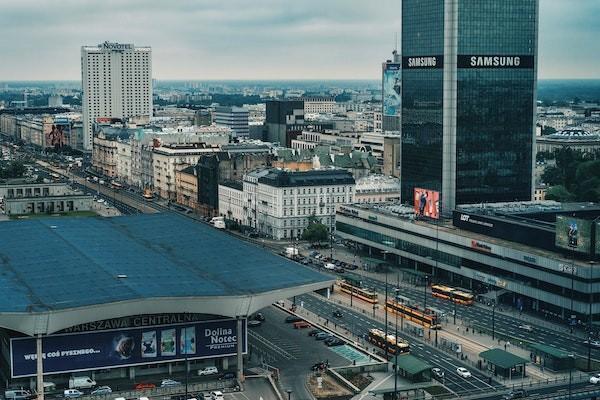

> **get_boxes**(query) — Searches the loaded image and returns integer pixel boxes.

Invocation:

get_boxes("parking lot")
[248,306,357,400]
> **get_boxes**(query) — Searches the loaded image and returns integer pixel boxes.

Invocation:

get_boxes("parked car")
[91,386,112,395]
[134,383,156,390]
[4,389,34,400]
[248,320,262,327]
[502,389,528,399]
[293,321,311,329]
[590,373,600,384]
[202,393,212,400]
[456,367,471,378]
[517,324,533,332]
[42,382,57,393]
[333,310,343,318]
[315,332,332,340]
[308,329,322,336]
[64,389,84,399]
[161,379,182,387]
[431,368,444,379]
[210,391,224,400]
[325,337,344,347]
[198,366,219,376]
[285,315,303,323]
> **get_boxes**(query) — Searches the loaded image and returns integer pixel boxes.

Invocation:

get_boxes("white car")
[198,366,219,376]
[64,389,83,399]
[456,367,472,378]
[584,339,600,348]
[518,324,533,332]
[160,379,181,387]
[210,391,224,400]
[590,373,600,384]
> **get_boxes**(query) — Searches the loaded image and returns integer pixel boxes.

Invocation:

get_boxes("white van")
[324,263,336,270]
[198,366,218,376]
[68,376,96,389]
[210,391,224,400]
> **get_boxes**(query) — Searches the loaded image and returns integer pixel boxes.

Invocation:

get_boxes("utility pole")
[394,300,399,400]
[385,272,389,356]
[424,275,428,311]
[330,191,334,261]
[492,304,495,341]
[588,261,595,371]
[184,315,189,400]
[452,292,457,325]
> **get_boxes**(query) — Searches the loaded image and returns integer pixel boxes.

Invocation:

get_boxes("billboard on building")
[555,215,593,254]
[44,118,70,149]
[10,318,247,378]
[414,188,440,219]
[383,63,401,117]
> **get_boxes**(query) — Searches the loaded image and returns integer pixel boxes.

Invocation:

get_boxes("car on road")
[333,310,343,318]
[518,324,533,332]
[134,383,156,390]
[248,320,262,327]
[584,339,600,348]
[219,372,235,380]
[285,315,303,323]
[210,391,224,400]
[312,361,329,371]
[431,368,444,379]
[64,389,83,399]
[590,373,600,384]
[315,332,332,340]
[502,389,528,399]
[202,393,212,400]
[456,367,471,378]
[91,386,112,395]
[198,366,219,376]
[161,379,182,387]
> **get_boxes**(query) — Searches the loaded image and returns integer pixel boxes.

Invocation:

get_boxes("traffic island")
[307,373,354,399]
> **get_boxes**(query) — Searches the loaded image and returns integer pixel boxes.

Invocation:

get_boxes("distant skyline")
[0,0,598,81]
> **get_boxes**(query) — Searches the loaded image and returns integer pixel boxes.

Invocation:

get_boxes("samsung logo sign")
[402,56,443,69]
[458,55,534,69]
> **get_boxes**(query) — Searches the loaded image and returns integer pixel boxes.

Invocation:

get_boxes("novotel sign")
[402,56,443,69]
[100,41,133,51]
[458,55,534,69]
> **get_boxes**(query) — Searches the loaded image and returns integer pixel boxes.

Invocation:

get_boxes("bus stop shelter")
[530,343,573,371]
[393,354,432,383]
[479,348,528,379]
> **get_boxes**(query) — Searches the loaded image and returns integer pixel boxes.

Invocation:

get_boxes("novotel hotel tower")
[400,0,538,212]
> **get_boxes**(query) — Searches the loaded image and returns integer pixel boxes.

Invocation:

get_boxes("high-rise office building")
[382,50,402,132]
[265,100,304,146]
[214,106,249,138]
[401,0,538,212]
[81,41,152,150]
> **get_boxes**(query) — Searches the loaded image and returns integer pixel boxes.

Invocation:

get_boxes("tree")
[302,216,329,243]
[541,126,557,136]
[545,185,575,202]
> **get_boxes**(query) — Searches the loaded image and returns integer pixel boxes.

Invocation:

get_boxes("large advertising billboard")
[10,318,247,378]
[383,63,401,117]
[44,118,70,149]
[555,215,593,254]
[414,188,440,219]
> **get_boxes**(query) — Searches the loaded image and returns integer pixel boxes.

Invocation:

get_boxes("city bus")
[336,276,378,304]
[367,328,410,357]
[385,298,442,329]
[431,284,475,305]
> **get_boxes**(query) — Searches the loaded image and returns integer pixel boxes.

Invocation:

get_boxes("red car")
[134,383,156,390]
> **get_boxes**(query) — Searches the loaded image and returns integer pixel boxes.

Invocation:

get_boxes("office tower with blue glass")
[400,0,538,212]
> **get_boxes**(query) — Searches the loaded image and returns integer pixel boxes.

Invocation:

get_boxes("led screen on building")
[413,188,440,219]
[11,318,247,378]
[555,215,593,254]
[383,63,401,117]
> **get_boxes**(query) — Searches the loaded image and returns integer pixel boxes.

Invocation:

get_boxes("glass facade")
[401,0,445,202]
[455,0,536,204]
[400,0,537,207]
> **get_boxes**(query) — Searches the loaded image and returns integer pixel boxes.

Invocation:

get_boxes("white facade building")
[81,41,152,150]
[354,175,401,203]
[303,97,336,114]
[218,182,245,224]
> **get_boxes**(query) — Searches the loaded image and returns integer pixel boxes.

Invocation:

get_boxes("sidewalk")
[307,242,589,340]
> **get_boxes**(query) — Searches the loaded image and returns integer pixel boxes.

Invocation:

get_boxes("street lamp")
[568,354,575,400]
[588,261,595,372]
[286,389,292,400]
[492,303,496,341]
[424,275,428,311]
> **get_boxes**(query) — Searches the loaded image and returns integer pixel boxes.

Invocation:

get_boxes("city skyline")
[0,0,598,81]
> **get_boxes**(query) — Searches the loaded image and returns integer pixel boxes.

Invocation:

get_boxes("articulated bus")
[431,284,474,305]
[336,276,378,304]
[385,298,442,329]
[367,328,410,357]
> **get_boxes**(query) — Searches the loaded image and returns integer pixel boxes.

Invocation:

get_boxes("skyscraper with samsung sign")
[400,0,538,212]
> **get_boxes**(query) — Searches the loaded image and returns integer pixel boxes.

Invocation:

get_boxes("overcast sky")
[0,0,598,81]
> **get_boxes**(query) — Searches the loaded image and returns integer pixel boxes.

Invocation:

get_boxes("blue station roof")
[0,213,330,314]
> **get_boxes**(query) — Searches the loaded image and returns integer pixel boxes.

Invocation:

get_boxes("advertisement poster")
[11,318,246,377]
[413,188,440,219]
[383,63,401,117]
[44,120,69,149]
[555,215,592,254]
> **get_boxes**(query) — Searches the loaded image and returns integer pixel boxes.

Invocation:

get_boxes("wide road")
[297,293,503,397]
[336,270,600,362]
